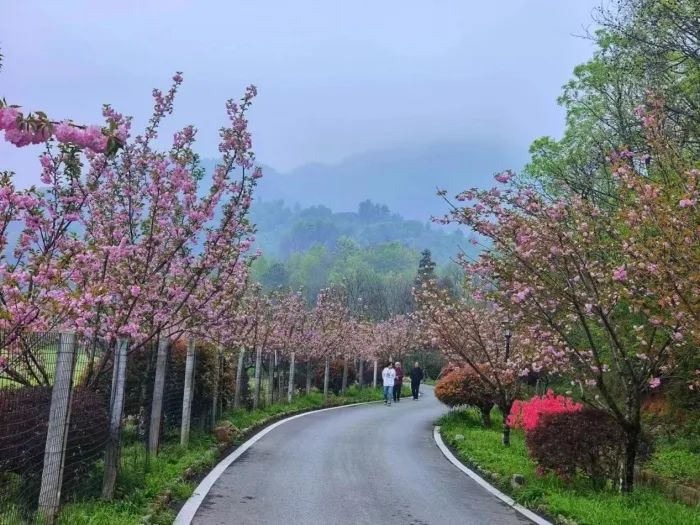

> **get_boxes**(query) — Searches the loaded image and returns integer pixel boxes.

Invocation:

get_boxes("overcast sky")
[2,0,601,187]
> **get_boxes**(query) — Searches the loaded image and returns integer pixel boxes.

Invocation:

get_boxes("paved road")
[192,387,532,525]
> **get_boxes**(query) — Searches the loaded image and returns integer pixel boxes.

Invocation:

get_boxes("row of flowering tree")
[419,102,699,493]
[0,64,261,389]
[0,52,268,519]
[0,54,424,522]
[232,286,421,406]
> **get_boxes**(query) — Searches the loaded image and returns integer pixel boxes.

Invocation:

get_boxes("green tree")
[415,249,436,288]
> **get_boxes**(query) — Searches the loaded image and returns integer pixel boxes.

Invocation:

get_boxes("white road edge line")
[433,426,553,525]
[174,400,381,525]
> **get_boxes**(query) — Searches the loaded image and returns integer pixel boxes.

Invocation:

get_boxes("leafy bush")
[0,386,108,505]
[507,389,582,433]
[526,407,624,488]
[434,367,495,425]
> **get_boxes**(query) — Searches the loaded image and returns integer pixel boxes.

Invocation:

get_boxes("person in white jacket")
[381,362,396,405]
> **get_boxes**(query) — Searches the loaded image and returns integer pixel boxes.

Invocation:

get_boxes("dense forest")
[248,199,467,306]
[250,198,469,262]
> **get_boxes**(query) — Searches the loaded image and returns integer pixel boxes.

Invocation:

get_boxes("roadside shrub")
[526,407,624,488]
[434,367,495,426]
[0,386,108,505]
[507,389,581,433]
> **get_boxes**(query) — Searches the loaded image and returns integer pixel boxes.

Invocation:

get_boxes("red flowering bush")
[507,389,582,433]
[526,408,625,488]
[434,367,495,426]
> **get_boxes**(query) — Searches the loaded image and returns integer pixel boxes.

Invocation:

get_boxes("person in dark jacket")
[410,362,424,400]
[393,361,404,402]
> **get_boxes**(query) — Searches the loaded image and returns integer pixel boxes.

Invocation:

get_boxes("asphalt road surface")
[192,387,533,525]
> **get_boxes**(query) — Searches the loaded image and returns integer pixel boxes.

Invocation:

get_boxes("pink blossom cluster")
[0,70,264,387]
[0,105,112,152]
[53,122,108,152]
[0,107,49,146]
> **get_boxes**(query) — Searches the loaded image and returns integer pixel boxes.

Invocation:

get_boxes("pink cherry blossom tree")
[439,163,693,490]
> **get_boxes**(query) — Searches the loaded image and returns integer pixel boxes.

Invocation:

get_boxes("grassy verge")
[648,448,700,488]
[57,386,384,525]
[438,408,700,525]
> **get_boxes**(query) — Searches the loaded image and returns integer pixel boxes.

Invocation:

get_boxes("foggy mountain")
[205,139,526,222]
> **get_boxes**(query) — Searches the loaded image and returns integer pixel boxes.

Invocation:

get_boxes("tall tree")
[414,249,436,288]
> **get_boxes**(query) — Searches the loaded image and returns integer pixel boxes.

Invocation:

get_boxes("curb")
[174,399,381,524]
[433,426,553,525]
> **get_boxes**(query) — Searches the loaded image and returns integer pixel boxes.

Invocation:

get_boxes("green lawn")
[55,386,385,525]
[438,408,700,525]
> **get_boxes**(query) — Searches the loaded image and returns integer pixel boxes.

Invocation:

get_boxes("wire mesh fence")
[0,332,235,524]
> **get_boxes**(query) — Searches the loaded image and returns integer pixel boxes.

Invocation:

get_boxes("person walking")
[393,361,404,402]
[381,362,396,405]
[410,362,423,400]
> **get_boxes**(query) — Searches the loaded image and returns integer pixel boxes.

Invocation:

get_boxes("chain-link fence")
[0,333,234,524]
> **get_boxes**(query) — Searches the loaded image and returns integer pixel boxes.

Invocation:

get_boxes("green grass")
[438,408,700,525]
[648,448,700,487]
[56,386,385,524]
[1,344,92,389]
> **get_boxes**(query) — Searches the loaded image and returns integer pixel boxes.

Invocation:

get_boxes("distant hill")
[250,199,473,264]
[204,139,526,222]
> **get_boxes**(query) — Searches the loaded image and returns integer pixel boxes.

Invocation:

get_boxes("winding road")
[190,387,533,525]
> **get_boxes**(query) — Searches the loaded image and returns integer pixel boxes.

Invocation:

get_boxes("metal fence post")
[37,332,77,524]
[372,359,378,388]
[102,337,129,499]
[180,338,196,447]
[148,338,169,456]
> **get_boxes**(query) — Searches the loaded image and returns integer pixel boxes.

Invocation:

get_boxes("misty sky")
[2,0,601,187]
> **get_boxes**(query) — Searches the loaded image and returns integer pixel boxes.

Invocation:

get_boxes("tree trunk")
[358,359,364,390]
[306,360,312,395]
[372,359,378,388]
[278,354,285,400]
[267,353,274,406]
[500,401,513,446]
[148,338,169,456]
[620,428,639,493]
[180,338,196,447]
[479,403,493,427]
[211,348,221,428]
[341,356,348,394]
[287,352,295,403]
[323,356,330,401]
[234,347,245,409]
[137,343,155,440]
[102,338,128,499]
[253,346,262,409]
